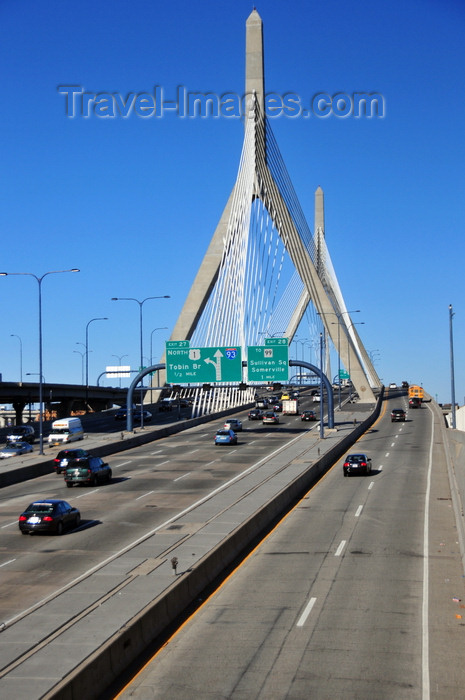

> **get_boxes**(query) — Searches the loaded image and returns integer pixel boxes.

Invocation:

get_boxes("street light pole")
[85,317,108,412]
[112,296,170,426]
[1,268,79,454]
[449,304,456,429]
[112,354,129,388]
[317,309,360,407]
[347,321,365,401]
[10,334,23,384]
[150,327,168,403]
[73,350,85,385]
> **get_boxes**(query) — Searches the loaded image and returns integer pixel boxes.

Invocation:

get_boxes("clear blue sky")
[1,0,464,404]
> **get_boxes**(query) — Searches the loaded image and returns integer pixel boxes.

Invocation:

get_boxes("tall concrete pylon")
[160,10,378,402]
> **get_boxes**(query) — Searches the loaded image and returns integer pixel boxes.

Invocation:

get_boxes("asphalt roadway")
[112,394,465,700]
[0,392,464,699]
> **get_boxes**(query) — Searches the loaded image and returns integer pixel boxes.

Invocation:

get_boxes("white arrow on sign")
[204,349,223,381]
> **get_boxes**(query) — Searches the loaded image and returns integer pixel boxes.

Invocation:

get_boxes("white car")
[389,383,397,389]
[224,419,243,432]
[0,441,34,459]
[312,394,321,402]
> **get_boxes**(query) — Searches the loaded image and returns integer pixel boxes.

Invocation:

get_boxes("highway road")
[113,394,465,700]
[0,395,321,625]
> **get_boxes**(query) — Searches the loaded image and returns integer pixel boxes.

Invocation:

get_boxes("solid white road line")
[0,559,16,568]
[296,597,317,627]
[136,491,154,501]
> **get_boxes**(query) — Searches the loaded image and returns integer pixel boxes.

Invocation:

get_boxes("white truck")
[47,417,84,446]
[282,399,299,415]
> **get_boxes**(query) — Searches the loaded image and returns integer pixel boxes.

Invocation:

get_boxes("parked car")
[224,419,243,432]
[301,410,317,421]
[53,448,90,474]
[262,411,279,424]
[18,499,80,535]
[343,453,372,477]
[214,429,238,445]
[248,408,263,420]
[5,425,35,445]
[0,442,33,459]
[64,456,112,487]
[391,408,406,422]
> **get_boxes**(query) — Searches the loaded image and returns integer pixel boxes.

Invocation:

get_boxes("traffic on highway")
[1,387,463,699]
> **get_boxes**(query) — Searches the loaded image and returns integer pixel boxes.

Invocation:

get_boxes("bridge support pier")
[12,401,27,426]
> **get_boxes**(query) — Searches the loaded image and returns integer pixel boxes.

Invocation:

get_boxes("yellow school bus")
[408,385,424,400]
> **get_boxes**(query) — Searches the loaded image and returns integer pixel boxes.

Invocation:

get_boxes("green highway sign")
[339,369,350,379]
[166,345,242,383]
[247,342,289,382]
[166,340,189,348]
[264,337,289,346]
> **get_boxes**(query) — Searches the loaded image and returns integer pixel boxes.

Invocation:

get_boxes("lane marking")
[188,449,199,454]
[74,489,100,499]
[355,505,363,517]
[174,473,191,482]
[296,597,317,627]
[0,559,16,568]
[1,522,18,529]
[391,443,395,447]
[385,452,390,457]
[5,426,310,628]
[136,491,154,501]
[156,461,170,467]
[114,461,132,468]
[422,406,434,699]
[335,540,346,557]
[150,450,163,455]
[368,481,374,490]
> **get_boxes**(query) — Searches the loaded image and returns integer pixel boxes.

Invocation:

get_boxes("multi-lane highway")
[0,395,321,624]
[112,393,465,700]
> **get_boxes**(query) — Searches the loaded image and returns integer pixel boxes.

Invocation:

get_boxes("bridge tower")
[158,10,380,402]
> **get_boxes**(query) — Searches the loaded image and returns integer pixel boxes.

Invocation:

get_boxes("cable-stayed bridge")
[157,10,380,408]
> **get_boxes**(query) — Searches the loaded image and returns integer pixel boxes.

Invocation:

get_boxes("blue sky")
[1,0,464,404]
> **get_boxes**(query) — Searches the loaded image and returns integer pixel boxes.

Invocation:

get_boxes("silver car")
[0,442,34,459]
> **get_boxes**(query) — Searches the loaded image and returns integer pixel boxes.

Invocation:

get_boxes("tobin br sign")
[166,343,242,383]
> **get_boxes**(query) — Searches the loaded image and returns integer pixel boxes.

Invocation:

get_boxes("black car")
[64,456,112,487]
[343,453,372,477]
[301,410,317,421]
[53,448,90,474]
[391,409,406,422]
[248,408,263,420]
[18,499,80,535]
[6,425,35,445]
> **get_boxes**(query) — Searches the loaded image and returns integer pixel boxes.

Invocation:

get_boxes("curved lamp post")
[1,268,79,454]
